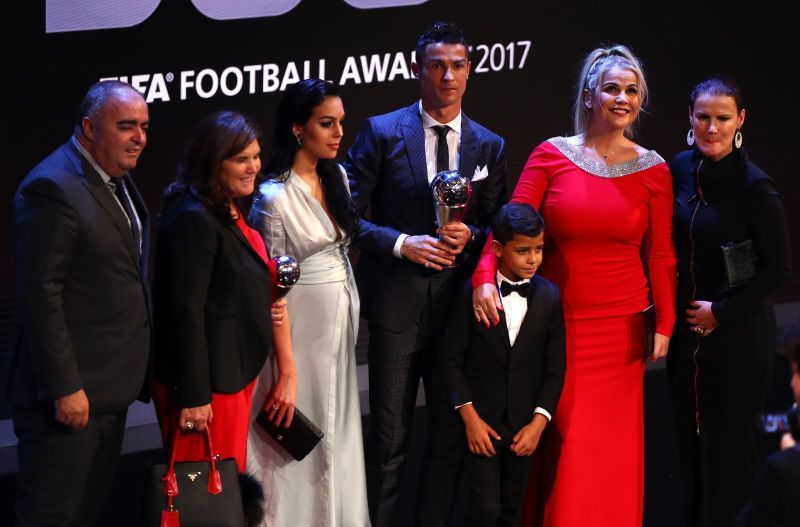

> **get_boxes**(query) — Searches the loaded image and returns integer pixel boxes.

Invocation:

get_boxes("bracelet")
[399,238,407,259]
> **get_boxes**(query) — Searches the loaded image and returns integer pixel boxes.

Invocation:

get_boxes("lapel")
[71,143,142,271]
[399,104,436,210]
[225,221,271,273]
[459,113,480,188]
[510,277,542,356]
[494,307,512,363]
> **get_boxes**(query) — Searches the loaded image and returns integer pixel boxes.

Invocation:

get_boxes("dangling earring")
[295,133,302,150]
[686,129,695,146]
[585,98,592,109]
[734,128,743,149]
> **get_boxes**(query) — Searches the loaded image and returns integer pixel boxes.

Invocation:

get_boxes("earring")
[585,98,592,109]
[686,129,695,146]
[734,129,743,149]
[295,133,302,150]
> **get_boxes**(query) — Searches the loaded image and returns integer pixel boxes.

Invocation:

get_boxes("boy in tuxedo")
[441,202,566,526]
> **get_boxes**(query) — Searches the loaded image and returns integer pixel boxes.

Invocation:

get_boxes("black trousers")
[365,271,465,527]
[464,439,532,527]
[12,405,128,527]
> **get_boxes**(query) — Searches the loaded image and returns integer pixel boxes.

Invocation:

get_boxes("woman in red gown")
[471,45,676,526]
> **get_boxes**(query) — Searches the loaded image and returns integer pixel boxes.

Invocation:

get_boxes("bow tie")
[500,280,531,298]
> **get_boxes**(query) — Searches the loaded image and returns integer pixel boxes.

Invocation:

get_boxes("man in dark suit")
[10,80,151,526]
[345,21,507,526]
[441,203,565,526]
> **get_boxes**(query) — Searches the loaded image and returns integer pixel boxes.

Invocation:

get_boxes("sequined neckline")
[548,136,665,178]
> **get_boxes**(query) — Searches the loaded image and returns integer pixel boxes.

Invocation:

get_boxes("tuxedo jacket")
[10,139,152,413]
[441,276,566,433]
[737,445,800,526]
[344,102,507,332]
[153,194,273,409]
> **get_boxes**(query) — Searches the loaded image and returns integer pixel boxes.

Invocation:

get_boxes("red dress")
[472,138,676,526]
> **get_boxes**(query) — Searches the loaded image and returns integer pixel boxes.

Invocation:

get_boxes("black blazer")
[10,139,152,413]
[153,194,272,409]
[344,102,507,332]
[441,276,566,433]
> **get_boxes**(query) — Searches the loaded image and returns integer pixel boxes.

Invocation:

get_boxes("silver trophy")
[273,255,301,298]
[431,170,471,230]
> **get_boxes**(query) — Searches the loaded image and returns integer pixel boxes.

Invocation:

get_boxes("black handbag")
[256,405,323,461]
[143,427,246,527]
[720,239,758,291]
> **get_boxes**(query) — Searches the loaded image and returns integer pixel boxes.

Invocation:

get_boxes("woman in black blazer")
[669,77,791,526]
[153,111,296,470]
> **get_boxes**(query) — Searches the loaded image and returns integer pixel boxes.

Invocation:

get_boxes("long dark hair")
[265,79,358,235]
[164,111,263,222]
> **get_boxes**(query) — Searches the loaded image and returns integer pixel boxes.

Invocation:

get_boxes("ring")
[272,403,280,410]
[424,261,430,269]
[474,306,482,311]
[693,327,703,334]
[184,420,194,430]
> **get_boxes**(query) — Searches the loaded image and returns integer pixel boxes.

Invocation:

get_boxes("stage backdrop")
[2,1,798,418]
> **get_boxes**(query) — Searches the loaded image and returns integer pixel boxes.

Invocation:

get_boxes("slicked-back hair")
[415,21,470,65]
[492,202,545,244]
[690,76,744,112]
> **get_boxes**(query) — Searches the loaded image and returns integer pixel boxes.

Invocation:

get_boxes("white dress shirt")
[454,271,551,422]
[392,101,462,258]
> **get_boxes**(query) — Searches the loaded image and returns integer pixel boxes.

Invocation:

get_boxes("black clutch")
[256,406,323,461]
[720,239,758,291]
[641,305,655,360]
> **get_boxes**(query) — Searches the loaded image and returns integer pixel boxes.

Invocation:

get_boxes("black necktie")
[433,125,450,173]
[110,179,141,251]
[500,280,532,298]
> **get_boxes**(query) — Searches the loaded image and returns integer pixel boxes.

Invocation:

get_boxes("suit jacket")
[736,445,800,526]
[441,276,566,434]
[344,102,507,331]
[10,139,151,413]
[153,194,273,409]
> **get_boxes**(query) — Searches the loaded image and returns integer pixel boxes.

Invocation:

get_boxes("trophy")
[431,169,471,232]
[272,254,301,298]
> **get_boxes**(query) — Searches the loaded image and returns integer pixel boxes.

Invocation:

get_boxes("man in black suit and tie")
[10,80,151,526]
[441,203,565,526]
[345,21,507,526]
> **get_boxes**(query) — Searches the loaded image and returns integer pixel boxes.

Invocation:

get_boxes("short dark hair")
[74,80,141,135]
[690,76,744,112]
[415,21,469,64]
[492,203,545,244]
[164,111,263,222]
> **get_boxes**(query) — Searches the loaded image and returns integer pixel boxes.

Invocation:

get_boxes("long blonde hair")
[573,44,648,137]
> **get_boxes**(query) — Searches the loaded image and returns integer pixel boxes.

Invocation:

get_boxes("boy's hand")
[459,404,500,457]
[511,413,548,457]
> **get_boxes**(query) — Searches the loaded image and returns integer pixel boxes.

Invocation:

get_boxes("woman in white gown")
[247,78,370,527]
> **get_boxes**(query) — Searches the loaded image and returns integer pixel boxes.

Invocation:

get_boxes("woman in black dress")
[668,77,791,526]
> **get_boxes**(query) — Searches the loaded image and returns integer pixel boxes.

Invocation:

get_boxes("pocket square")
[471,165,488,182]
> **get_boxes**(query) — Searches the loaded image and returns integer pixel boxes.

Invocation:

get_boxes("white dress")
[247,167,370,527]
